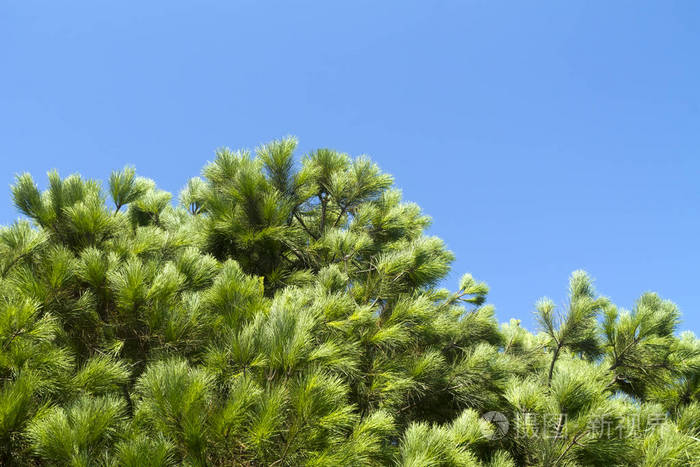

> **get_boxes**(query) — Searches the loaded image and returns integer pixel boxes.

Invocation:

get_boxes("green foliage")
[536,271,609,384]
[133,358,213,463]
[0,138,697,465]
[72,355,130,396]
[108,166,152,213]
[27,394,126,465]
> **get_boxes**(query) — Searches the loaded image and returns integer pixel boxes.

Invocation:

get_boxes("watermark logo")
[479,412,670,441]
[482,411,509,440]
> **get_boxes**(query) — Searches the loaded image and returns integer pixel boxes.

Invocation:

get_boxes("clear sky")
[1,1,698,333]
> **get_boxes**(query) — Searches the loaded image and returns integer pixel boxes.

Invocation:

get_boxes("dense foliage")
[1,138,698,466]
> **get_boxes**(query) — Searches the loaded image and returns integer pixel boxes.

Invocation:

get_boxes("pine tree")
[0,137,697,465]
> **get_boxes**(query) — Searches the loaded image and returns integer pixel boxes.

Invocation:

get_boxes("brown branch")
[319,194,328,233]
[1,251,33,279]
[293,212,318,240]
[332,205,348,229]
[554,430,588,465]
[548,341,564,386]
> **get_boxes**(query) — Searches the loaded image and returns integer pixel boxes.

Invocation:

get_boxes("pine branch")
[332,205,348,229]
[293,211,318,240]
[319,193,328,233]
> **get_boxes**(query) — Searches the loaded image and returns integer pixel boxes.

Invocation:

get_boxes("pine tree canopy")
[1,137,698,466]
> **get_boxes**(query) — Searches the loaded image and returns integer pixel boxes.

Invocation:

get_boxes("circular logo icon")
[482,411,509,440]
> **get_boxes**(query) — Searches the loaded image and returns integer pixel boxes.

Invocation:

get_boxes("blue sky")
[1,1,698,333]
